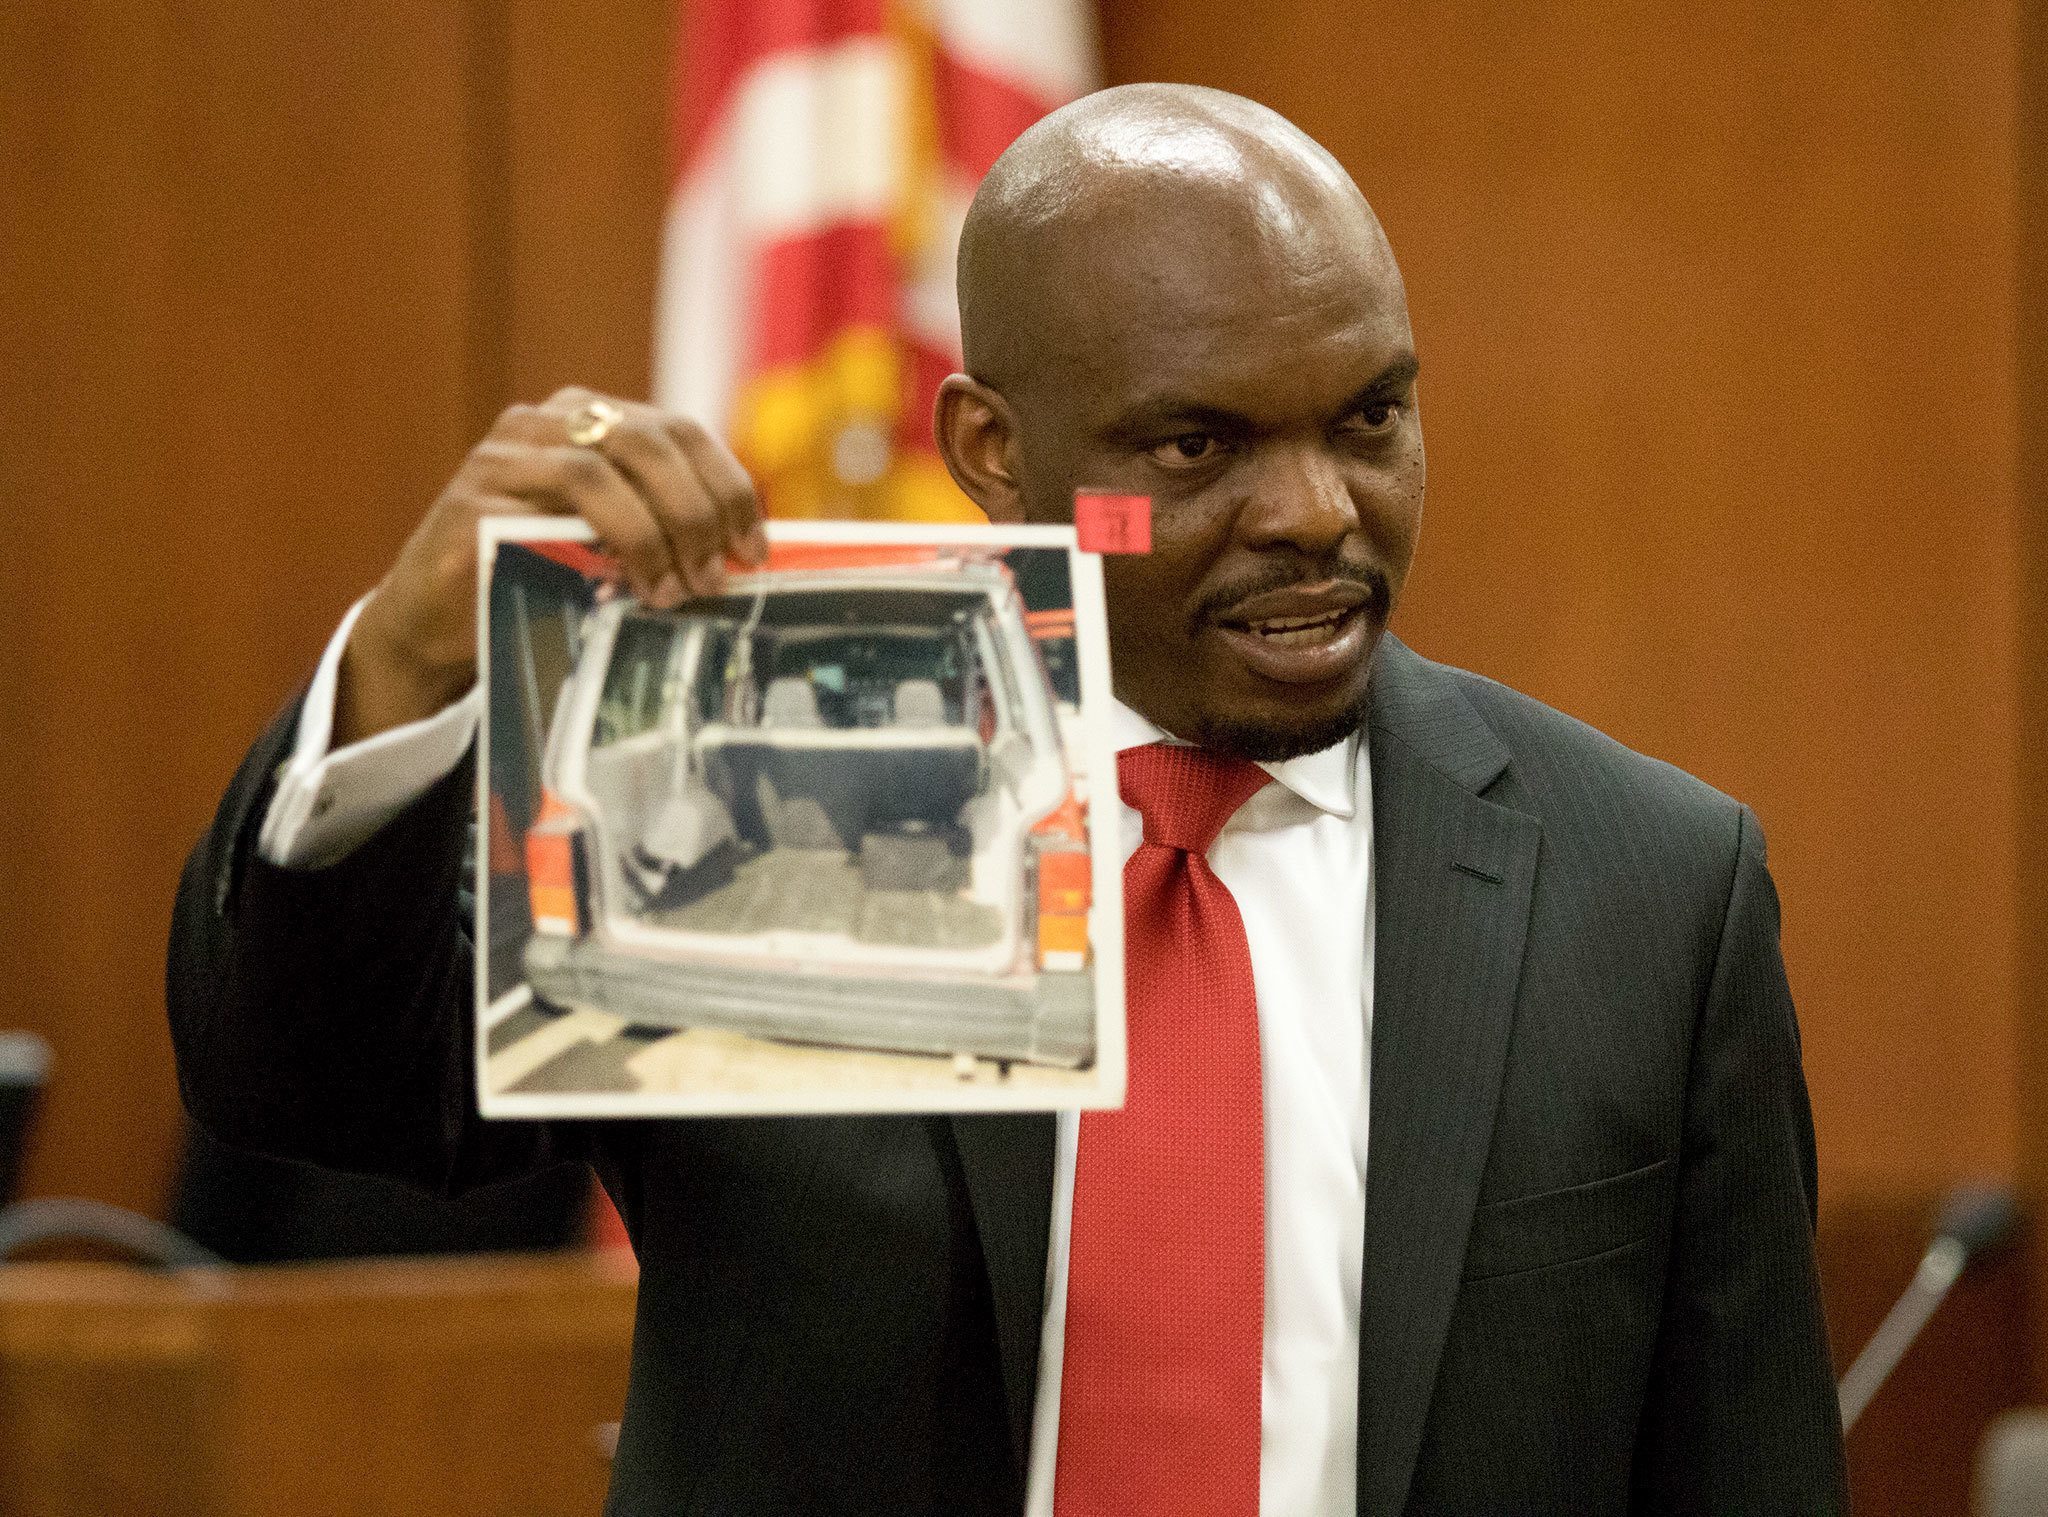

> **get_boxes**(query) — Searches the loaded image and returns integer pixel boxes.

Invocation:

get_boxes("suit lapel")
[948,1111,1056,1473]
[1358,638,1540,1515]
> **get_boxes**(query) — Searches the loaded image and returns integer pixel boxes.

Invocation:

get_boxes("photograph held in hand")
[475,519,1125,1117]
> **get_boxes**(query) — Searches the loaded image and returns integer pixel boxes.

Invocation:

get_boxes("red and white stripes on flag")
[653,0,1096,521]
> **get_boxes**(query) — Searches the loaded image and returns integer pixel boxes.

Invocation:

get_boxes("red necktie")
[1053,743,1271,1516]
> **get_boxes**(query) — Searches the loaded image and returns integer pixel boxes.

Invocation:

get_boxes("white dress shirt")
[263,608,1376,1515]
[258,596,484,869]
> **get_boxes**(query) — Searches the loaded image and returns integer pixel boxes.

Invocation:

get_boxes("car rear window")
[593,616,679,746]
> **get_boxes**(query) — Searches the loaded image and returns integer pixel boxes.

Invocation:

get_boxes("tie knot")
[1117,743,1271,855]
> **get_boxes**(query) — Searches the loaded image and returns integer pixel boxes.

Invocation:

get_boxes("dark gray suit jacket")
[168,635,1847,1514]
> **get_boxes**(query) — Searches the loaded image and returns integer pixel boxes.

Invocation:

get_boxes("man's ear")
[935,375,1024,525]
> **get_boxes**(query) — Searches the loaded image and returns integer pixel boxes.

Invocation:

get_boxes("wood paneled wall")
[2,2,485,1213]
[2016,0,2048,1397]
[3,0,2041,1398]
[0,1255,635,1517]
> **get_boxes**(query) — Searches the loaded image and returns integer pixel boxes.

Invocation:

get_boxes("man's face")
[1000,190,1424,759]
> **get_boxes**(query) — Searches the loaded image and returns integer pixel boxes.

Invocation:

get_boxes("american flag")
[653,0,1097,521]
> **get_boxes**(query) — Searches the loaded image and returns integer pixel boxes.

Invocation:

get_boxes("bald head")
[958,84,1396,397]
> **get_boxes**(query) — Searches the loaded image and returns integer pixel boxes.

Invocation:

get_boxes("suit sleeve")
[1631,805,1848,1512]
[167,694,596,1196]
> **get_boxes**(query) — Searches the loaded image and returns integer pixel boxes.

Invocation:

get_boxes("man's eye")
[1148,433,1221,466]
[1350,401,1400,432]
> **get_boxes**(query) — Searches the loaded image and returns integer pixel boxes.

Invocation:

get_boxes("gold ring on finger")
[564,398,625,448]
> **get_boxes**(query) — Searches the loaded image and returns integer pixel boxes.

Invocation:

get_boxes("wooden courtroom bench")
[0,1253,636,1517]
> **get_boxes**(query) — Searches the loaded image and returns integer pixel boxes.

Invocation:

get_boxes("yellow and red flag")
[652,0,1096,521]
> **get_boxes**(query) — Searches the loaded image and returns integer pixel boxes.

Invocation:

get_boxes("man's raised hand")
[335,387,766,746]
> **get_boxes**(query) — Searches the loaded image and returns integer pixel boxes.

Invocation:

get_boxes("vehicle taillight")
[526,791,591,937]
[1031,796,1090,971]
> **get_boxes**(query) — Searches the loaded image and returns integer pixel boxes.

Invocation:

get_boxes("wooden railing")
[0,1254,637,1517]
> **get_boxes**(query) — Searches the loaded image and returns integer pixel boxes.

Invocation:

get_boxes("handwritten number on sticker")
[1073,493,1152,554]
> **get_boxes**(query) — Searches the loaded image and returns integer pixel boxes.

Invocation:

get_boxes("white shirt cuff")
[257,595,481,869]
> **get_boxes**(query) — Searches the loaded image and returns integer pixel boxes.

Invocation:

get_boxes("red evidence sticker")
[1073,492,1152,553]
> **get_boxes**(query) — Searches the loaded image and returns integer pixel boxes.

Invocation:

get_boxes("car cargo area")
[574,586,1048,970]
[641,841,1004,949]
[515,560,1097,1072]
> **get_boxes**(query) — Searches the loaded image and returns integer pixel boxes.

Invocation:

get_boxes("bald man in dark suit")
[170,84,1845,1514]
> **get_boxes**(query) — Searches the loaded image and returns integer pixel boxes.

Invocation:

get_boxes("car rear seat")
[695,676,985,852]
[893,678,946,726]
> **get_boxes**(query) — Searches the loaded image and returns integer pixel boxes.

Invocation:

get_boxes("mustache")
[1191,558,1391,627]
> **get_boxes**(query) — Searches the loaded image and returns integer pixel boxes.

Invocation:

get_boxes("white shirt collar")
[1107,699,1359,822]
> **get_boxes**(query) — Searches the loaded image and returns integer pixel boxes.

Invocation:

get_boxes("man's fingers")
[467,440,682,604]
[493,392,623,449]
[495,392,765,587]
[592,419,731,598]
[666,416,768,566]
[485,399,550,442]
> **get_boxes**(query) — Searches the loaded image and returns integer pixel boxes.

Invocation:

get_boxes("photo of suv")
[516,541,1100,1074]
